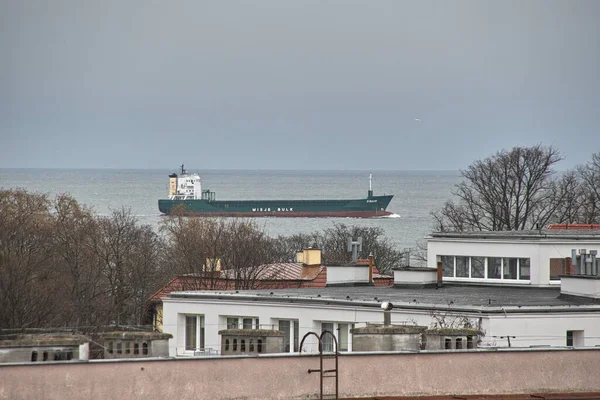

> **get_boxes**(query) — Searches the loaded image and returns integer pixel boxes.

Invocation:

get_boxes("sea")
[0,169,461,252]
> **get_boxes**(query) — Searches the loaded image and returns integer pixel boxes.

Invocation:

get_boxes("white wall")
[427,237,600,287]
[163,297,600,357]
[326,265,369,285]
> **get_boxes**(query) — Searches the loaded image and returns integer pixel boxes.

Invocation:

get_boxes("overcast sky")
[1,0,599,170]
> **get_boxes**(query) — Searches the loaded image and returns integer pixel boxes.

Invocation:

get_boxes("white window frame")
[182,314,205,354]
[438,255,531,284]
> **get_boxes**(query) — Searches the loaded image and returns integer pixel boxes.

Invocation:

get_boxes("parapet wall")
[1,349,599,399]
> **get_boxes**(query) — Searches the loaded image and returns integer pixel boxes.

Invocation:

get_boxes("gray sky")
[1,0,599,170]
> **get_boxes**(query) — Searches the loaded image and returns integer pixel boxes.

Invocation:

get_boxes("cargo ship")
[158,165,393,217]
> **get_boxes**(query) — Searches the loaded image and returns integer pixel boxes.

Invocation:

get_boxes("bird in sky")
[414,118,422,123]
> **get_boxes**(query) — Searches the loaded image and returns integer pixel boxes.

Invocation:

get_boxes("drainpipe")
[368,253,374,284]
[436,255,443,288]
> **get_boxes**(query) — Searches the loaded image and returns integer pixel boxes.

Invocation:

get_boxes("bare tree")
[52,194,110,327]
[94,208,145,326]
[160,212,228,291]
[433,145,566,232]
[578,151,600,223]
[0,190,58,329]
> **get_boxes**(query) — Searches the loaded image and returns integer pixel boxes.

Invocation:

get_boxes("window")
[31,351,38,362]
[503,258,518,279]
[471,257,485,278]
[107,341,114,354]
[116,342,122,355]
[279,320,291,352]
[241,340,246,352]
[487,257,502,279]
[444,338,452,350]
[233,339,237,351]
[519,258,531,280]
[142,342,148,355]
[338,324,349,352]
[185,315,197,350]
[249,339,254,352]
[243,318,253,330]
[134,343,139,355]
[227,317,239,329]
[322,323,334,352]
[550,258,565,281]
[185,315,205,351]
[225,339,230,351]
[125,342,131,354]
[456,256,469,277]
[442,256,454,277]
[455,338,463,349]
[256,318,260,329]
[467,336,475,349]
[567,330,585,346]
[257,339,263,353]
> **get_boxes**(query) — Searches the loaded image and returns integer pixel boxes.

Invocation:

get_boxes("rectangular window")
[279,320,291,353]
[455,256,469,277]
[567,330,585,346]
[338,324,349,351]
[116,342,122,355]
[125,342,131,354]
[185,315,197,351]
[322,322,334,352]
[243,318,253,330]
[471,257,485,278]
[487,257,502,279]
[441,256,454,277]
[519,258,531,280]
[550,258,565,281]
[227,317,239,330]
[134,343,139,355]
[107,341,114,354]
[255,318,260,329]
[503,258,518,279]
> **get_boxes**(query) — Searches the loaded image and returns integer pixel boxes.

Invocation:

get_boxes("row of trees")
[0,190,402,330]
[432,146,600,232]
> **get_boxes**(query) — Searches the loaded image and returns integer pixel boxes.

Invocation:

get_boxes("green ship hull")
[158,195,393,218]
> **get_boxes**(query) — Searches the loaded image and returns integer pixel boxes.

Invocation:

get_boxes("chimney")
[437,255,443,288]
[560,248,600,300]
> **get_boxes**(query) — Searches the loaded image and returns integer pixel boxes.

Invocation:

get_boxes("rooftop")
[429,229,600,240]
[167,284,600,313]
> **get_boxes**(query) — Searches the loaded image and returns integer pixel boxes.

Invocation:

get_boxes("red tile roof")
[148,262,393,302]
[547,224,600,230]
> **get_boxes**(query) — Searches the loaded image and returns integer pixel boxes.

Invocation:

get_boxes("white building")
[426,230,600,287]
[162,229,600,357]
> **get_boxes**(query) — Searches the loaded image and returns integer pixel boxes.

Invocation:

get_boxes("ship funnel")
[368,174,373,198]
[168,173,178,197]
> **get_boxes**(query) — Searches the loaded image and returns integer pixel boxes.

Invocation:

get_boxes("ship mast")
[369,173,372,191]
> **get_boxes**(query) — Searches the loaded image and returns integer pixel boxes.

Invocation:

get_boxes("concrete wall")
[427,237,600,286]
[1,349,599,399]
[393,268,437,287]
[163,296,600,355]
[561,276,600,299]
[326,264,369,285]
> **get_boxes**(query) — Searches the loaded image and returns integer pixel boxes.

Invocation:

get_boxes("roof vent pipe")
[381,302,393,325]
[347,237,363,263]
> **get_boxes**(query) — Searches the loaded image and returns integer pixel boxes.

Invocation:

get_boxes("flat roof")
[429,229,600,240]
[167,285,600,313]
